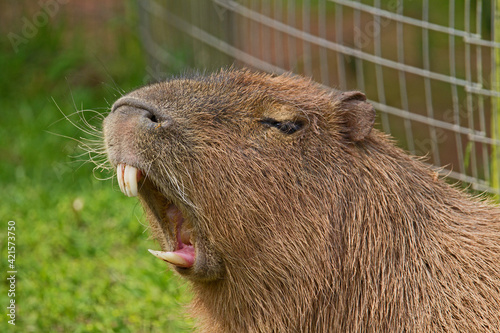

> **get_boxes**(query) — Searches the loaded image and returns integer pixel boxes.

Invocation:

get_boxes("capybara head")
[103,69,500,332]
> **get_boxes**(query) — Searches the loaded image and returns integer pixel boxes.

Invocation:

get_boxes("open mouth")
[116,163,196,269]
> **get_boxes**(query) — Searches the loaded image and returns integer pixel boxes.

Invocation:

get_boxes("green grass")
[0,4,192,332]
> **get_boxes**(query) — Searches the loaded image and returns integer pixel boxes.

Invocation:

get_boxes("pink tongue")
[174,245,196,268]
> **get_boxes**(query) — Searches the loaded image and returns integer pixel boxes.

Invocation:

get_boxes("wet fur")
[103,69,500,332]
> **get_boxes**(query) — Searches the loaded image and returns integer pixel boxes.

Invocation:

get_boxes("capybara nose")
[111,96,171,129]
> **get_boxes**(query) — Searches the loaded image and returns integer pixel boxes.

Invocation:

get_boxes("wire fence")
[137,0,500,195]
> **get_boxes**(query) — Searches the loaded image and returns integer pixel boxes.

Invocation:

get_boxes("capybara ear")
[337,91,375,142]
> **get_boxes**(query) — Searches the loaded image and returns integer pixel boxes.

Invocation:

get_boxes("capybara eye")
[260,118,303,135]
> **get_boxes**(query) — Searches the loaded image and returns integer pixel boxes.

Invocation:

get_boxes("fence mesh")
[137,0,500,195]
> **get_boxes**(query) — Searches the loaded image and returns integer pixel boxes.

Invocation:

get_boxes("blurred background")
[1,0,499,332]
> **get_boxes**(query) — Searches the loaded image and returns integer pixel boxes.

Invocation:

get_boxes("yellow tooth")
[148,249,190,267]
[117,164,125,194]
[124,165,138,197]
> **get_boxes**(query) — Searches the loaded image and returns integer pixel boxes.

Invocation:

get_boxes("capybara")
[103,69,500,332]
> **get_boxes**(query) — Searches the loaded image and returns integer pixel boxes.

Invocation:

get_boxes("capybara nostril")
[110,96,172,129]
[148,113,158,123]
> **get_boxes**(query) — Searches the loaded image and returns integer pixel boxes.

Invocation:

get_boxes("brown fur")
[103,69,500,332]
